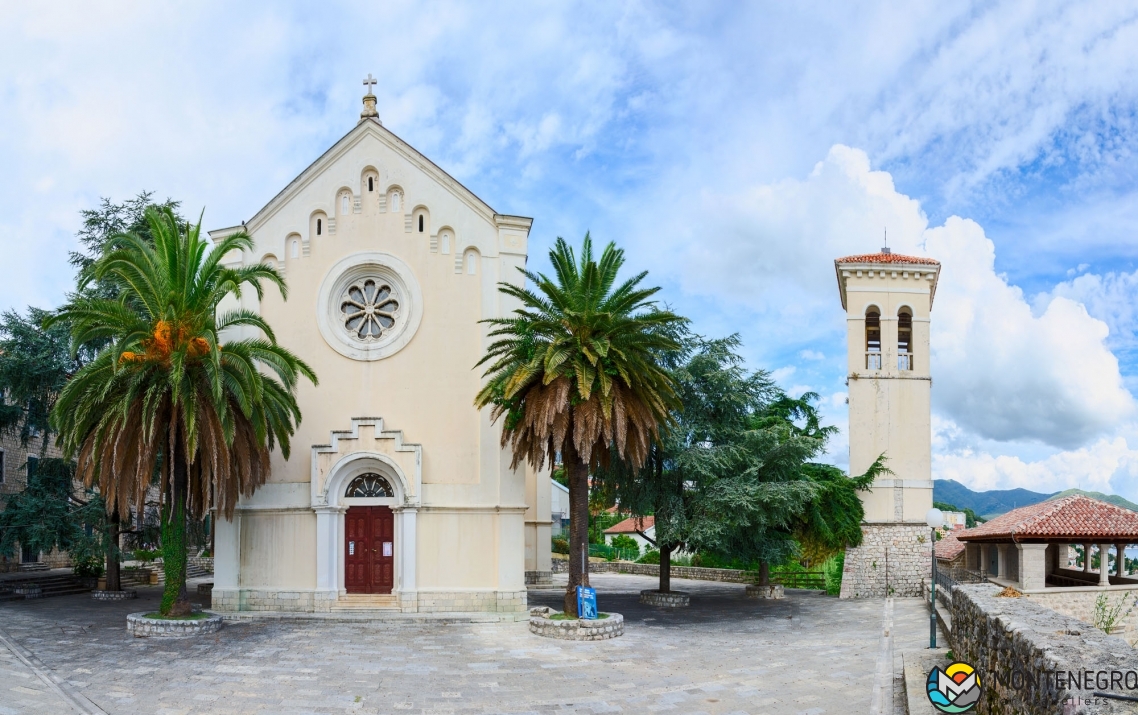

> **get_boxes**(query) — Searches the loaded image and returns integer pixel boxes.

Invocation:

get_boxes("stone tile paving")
[0,574,929,715]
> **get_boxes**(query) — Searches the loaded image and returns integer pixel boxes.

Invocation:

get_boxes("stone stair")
[330,594,399,611]
[0,573,91,601]
[16,562,48,573]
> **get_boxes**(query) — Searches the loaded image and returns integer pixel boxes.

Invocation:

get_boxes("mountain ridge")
[932,479,1138,518]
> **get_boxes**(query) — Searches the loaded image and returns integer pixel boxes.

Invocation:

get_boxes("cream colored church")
[209,85,552,614]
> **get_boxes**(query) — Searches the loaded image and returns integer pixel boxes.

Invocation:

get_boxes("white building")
[210,85,552,614]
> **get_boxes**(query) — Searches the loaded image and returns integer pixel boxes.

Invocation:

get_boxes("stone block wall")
[1027,588,1138,648]
[415,590,527,613]
[549,558,757,584]
[840,523,931,598]
[952,583,1138,714]
[210,588,322,612]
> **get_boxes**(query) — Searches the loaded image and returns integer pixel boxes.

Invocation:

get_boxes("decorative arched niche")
[864,305,882,370]
[361,166,379,198]
[336,187,354,216]
[386,185,403,213]
[462,247,480,275]
[437,226,454,255]
[286,231,304,259]
[412,205,430,235]
[310,210,328,240]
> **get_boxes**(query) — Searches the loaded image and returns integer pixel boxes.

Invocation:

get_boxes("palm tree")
[51,207,316,616]
[475,234,684,616]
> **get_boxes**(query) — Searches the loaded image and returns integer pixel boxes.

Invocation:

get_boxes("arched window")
[389,190,402,212]
[317,218,322,236]
[418,214,424,232]
[345,473,394,498]
[440,232,451,254]
[465,250,478,275]
[897,309,913,371]
[291,240,299,258]
[368,176,374,192]
[341,193,350,215]
[865,309,881,370]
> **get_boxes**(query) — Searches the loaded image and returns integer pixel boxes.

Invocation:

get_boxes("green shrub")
[551,538,569,555]
[638,549,660,564]
[609,535,640,557]
[823,552,845,596]
[133,548,160,563]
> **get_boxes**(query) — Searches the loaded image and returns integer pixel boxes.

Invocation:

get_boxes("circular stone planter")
[126,612,223,638]
[639,589,690,607]
[745,584,785,599]
[528,607,624,640]
[13,584,42,599]
[91,589,137,601]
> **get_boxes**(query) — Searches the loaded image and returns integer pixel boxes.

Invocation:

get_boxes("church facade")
[209,89,552,614]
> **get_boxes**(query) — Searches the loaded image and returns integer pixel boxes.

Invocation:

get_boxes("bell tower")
[835,248,941,598]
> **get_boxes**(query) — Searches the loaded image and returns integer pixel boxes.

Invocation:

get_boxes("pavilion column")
[1018,544,1048,591]
[997,544,1008,579]
[1084,543,1093,574]
[979,544,989,577]
[1099,543,1111,586]
[1117,543,1127,578]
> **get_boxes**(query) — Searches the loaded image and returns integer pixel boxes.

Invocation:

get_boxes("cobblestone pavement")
[0,574,929,714]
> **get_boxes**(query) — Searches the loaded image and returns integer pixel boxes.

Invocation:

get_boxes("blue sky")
[4,1,1138,498]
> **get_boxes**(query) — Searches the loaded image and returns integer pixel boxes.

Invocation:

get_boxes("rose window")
[340,279,400,341]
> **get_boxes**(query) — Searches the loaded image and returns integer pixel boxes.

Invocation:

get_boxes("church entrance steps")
[212,610,528,624]
[331,594,398,611]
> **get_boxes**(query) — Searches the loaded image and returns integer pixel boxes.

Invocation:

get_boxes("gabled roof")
[604,516,655,534]
[935,531,965,560]
[215,117,518,241]
[956,496,1138,542]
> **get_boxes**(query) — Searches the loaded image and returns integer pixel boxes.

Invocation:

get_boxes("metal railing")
[771,570,826,590]
[866,352,882,370]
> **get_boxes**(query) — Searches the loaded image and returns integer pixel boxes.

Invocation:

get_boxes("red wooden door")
[344,506,395,594]
[369,506,394,594]
[345,507,370,594]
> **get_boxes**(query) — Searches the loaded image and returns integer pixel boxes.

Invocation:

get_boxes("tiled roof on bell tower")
[836,252,940,265]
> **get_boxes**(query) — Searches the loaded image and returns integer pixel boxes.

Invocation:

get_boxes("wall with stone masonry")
[1026,588,1138,648]
[840,523,932,598]
[549,558,757,584]
[952,583,1138,714]
[209,588,526,614]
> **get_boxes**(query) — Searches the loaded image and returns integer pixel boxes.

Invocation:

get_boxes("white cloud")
[1043,269,1138,351]
[663,145,1134,449]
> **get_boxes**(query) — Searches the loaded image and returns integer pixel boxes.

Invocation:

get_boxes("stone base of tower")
[839,523,933,599]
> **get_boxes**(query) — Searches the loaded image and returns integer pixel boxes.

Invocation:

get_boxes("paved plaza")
[0,574,930,715]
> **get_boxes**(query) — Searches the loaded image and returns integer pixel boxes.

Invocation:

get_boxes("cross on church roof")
[360,73,380,122]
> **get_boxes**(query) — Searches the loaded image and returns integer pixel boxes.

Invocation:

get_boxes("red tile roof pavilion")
[955,496,1138,543]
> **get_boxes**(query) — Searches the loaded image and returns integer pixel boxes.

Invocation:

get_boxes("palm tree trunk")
[660,543,673,593]
[106,508,121,592]
[563,438,590,617]
[161,439,192,616]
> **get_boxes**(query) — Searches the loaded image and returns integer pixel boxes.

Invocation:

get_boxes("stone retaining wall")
[416,590,528,613]
[550,558,756,583]
[639,590,690,607]
[188,556,214,573]
[1026,588,1138,648]
[951,583,1138,714]
[840,523,930,598]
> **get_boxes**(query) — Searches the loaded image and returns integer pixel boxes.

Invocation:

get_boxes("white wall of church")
[210,114,544,613]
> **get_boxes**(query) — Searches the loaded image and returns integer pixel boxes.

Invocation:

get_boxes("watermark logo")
[926,661,981,713]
